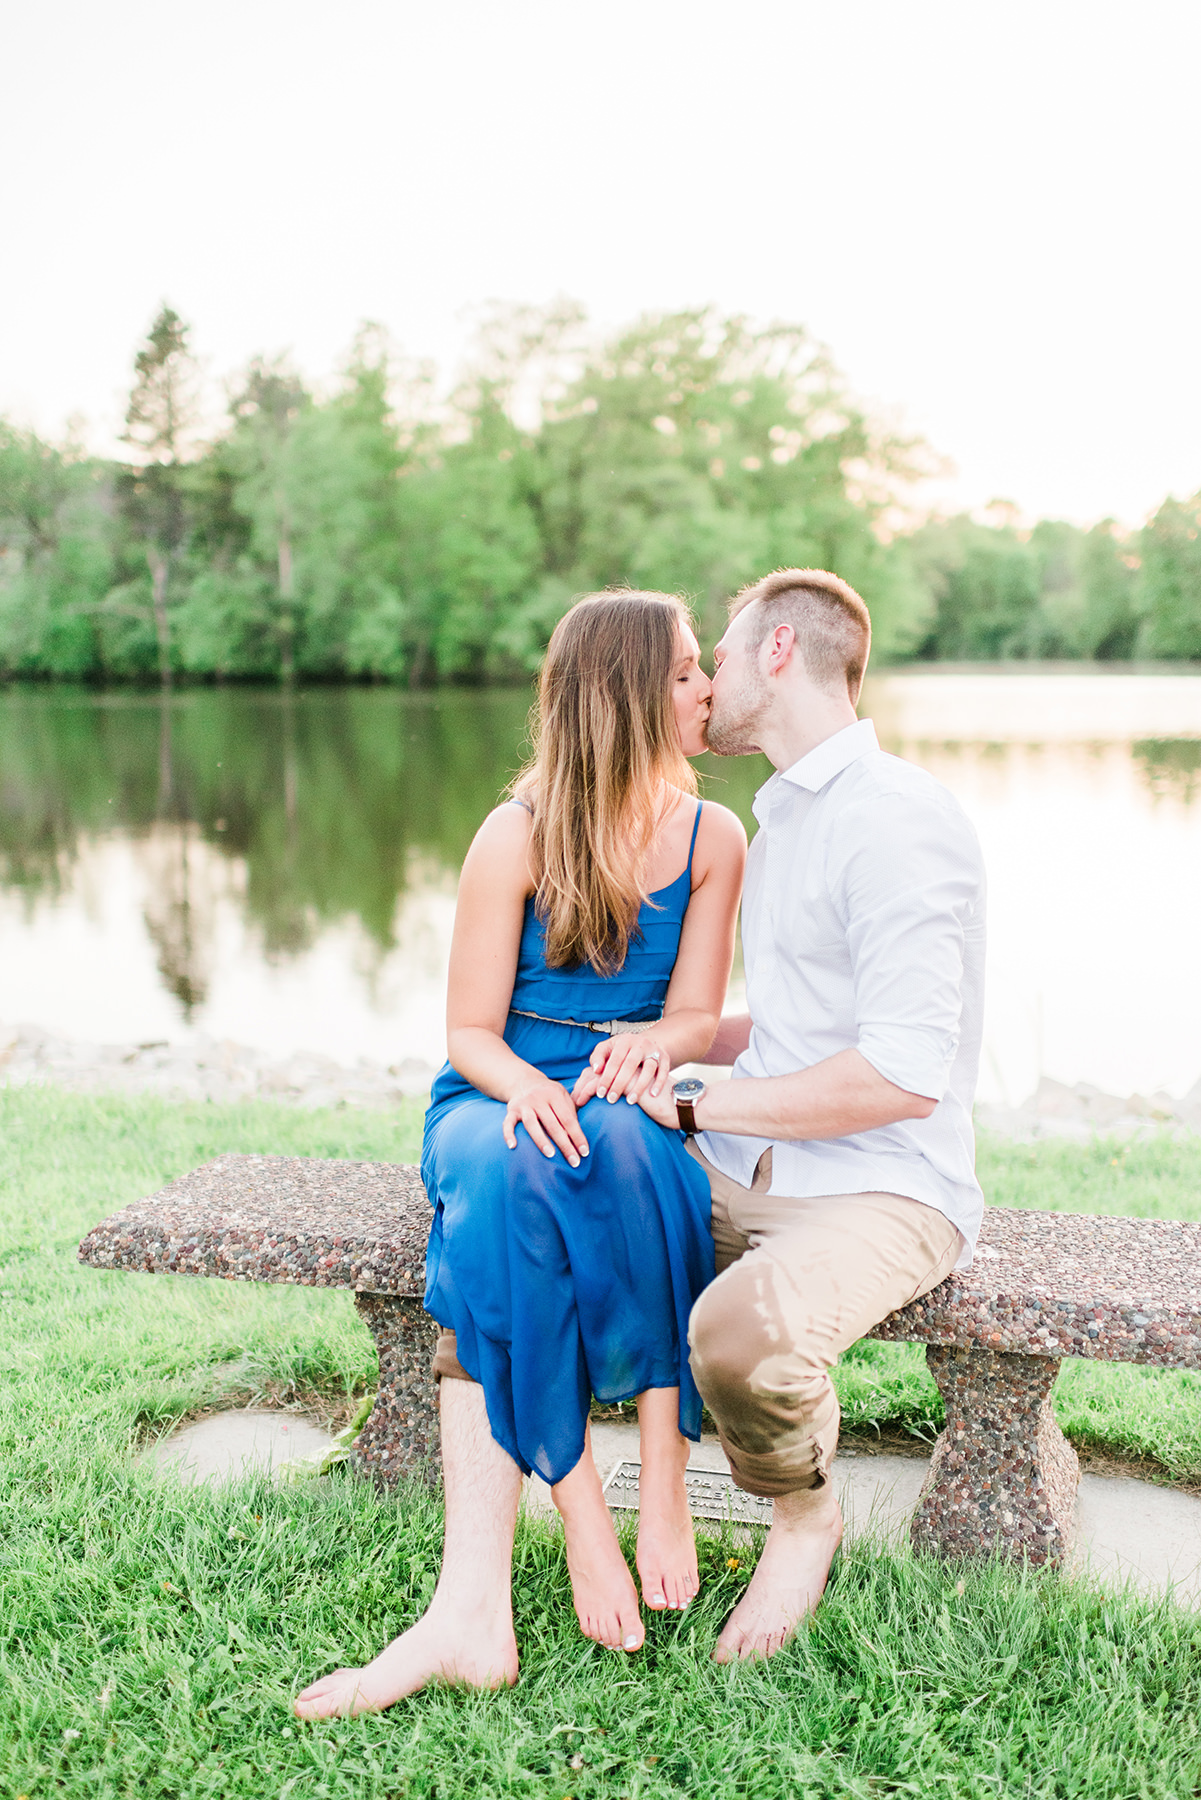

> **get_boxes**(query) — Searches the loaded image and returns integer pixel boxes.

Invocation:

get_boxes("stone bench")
[78,1153,1201,1566]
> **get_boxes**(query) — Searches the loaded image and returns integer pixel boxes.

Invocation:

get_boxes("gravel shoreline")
[2,1021,1197,1141]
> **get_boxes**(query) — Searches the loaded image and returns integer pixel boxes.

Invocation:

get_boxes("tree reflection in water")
[0,681,1198,1096]
[0,687,773,961]
[1134,738,1201,807]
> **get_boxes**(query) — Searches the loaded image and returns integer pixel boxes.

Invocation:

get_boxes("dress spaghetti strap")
[685,799,703,882]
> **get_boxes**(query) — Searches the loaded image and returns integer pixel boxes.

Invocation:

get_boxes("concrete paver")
[148,1408,337,1484]
[150,1409,1201,1607]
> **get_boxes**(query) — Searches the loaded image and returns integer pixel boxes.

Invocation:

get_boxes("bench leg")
[910,1345,1079,1566]
[351,1295,442,1488]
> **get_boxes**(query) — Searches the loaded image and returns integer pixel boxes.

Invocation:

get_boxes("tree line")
[1,302,1198,686]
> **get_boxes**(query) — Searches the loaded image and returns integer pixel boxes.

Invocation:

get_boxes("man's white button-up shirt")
[698,718,986,1266]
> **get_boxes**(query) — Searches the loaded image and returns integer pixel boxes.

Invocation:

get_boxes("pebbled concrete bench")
[78,1153,1201,1567]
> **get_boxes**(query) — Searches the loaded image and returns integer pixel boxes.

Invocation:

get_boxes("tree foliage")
[0,304,1197,683]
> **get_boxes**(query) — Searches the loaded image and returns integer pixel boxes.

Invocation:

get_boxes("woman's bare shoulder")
[474,798,533,841]
[462,802,535,888]
[697,799,748,851]
[690,800,746,888]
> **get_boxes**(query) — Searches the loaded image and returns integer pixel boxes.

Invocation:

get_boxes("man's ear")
[765,623,796,674]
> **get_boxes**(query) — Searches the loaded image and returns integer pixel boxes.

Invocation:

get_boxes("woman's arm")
[446,805,590,1166]
[573,801,747,1105]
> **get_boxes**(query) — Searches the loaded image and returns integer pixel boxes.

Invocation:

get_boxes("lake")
[1,670,1199,1107]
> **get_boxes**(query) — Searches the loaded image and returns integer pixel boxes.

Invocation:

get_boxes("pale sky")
[2,0,1198,527]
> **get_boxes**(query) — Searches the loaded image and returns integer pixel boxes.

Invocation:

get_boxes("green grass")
[3,1088,1201,1799]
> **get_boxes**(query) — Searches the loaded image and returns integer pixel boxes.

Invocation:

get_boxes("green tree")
[909,514,1042,660]
[1078,522,1140,659]
[226,357,311,681]
[114,305,201,688]
[1024,519,1139,659]
[1136,492,1201,660]
[0,423,112,677]
[515,307,933,667]
[281,326,411,677]
[390,415,543,683]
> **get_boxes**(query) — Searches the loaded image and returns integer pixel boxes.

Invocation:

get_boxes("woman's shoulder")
[689,797,747,888]
[693,798,747,851]
[476,797,534,837]
[461,801,536,891]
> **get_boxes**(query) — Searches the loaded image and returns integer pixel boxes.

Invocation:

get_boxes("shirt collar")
[751,718,879,823]
[781,717,879,793]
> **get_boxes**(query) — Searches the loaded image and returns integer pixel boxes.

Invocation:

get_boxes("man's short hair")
[729,569,872,705]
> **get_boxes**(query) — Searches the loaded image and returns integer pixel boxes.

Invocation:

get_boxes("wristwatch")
[672,1075,707,1135]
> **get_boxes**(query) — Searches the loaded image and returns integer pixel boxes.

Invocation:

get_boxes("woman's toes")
[671,1571,698,1609]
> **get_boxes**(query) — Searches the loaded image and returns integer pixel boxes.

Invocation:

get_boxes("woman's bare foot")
[552,1437,644,1653]
[713,1489,843,1663]
[294,1600,518,1718]
[635,1388,698,1611]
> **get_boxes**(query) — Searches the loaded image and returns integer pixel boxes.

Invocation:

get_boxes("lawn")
[2,1087,1200,1799]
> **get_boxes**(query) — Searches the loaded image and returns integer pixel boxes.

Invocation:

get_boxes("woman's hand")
[503,1071,590,1167]
[571,1033,670,1108]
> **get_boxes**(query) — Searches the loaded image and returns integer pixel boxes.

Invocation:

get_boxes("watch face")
[672,1077,706,1101]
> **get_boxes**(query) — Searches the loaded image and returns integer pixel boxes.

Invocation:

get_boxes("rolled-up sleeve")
[831,792,984,1101]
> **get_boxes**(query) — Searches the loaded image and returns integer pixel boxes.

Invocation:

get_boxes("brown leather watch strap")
[676,1096,699,1134]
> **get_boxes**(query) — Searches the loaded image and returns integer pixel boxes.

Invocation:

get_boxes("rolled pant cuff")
[432,1327,475,1384]
[721,1433,828,1499]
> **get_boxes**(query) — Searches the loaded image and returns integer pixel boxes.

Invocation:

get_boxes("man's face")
[706,606,769,756]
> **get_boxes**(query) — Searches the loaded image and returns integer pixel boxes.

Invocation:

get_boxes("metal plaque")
[602,1459,773,1526]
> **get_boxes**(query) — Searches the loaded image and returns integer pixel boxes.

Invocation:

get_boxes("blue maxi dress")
[421,801,715,1486]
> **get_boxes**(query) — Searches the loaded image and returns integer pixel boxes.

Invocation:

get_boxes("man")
[636,567,985,1662]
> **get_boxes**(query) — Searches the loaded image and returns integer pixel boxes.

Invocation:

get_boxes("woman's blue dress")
[421,802,715,1486]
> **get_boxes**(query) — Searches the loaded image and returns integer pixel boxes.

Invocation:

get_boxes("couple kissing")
[296,567,985,1716]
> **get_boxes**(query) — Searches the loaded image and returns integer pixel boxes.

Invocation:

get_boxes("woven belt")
[509,1008,660,1037]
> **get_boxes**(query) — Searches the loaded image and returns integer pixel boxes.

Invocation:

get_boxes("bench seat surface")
[77,1153,1201,1369]
[79,1153,431,1293]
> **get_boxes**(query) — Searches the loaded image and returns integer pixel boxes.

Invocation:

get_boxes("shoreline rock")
[976,1075,1201,1141]
[0,1022,437,1110]
[1,1023,1197,1139]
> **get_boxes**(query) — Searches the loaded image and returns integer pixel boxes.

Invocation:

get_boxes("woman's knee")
[579,1093,661,1158]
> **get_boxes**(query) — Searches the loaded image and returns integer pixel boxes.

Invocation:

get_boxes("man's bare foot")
[553,1448,644,1653]
[713,1490,843,1663]
[293,1604,518,1718]
[636,1465,698,1610]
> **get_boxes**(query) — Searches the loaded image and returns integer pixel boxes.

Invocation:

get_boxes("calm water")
[2,672,1199,1106]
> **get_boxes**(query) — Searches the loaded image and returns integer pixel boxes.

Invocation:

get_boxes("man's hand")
[634,1077,684,1132]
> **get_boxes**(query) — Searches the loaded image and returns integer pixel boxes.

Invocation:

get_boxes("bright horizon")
[3,0,1199,530]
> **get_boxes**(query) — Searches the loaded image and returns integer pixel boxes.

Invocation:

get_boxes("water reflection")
[1134,739,1201,806]
[0,676,1198,1100]
[0,686,536,951]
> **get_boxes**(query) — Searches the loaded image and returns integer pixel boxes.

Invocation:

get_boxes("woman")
[421,589,744,1651]
[296,590,745,1714]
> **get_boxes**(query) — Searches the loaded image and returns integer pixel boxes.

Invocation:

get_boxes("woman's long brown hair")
[513,590,698,973]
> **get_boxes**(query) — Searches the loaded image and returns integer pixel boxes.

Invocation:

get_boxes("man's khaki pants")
[686,1142,962,1499]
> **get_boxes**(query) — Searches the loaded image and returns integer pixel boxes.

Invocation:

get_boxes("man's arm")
[640,1044,934,1137]
[698,1012,753,1065]
[642,786,981,1142]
